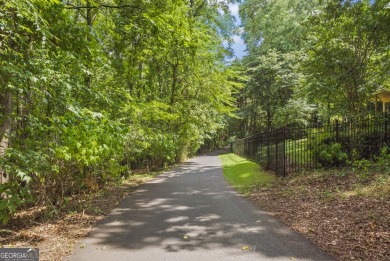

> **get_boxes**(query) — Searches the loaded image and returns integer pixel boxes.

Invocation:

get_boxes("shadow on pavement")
[67,153,334,261]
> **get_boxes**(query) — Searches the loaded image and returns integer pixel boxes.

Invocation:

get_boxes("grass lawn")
[219,153,274,195]
[257,139,312,166]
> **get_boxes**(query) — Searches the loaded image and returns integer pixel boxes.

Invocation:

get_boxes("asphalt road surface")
[66,152,334,261]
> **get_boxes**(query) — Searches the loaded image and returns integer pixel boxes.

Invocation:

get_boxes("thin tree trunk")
[266,106,272,131]
[170,63,178,105]
[84,0,93,90]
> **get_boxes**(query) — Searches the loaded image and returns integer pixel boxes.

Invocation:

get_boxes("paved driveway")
[66,152,334,261]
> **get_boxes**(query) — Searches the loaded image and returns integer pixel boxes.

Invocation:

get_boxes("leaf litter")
[0,182,139,261]
[249,170,390,261]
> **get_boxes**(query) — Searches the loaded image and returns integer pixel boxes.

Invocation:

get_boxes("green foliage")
[230,0,390,139]
[309,123,389,168]
[353,145,390,173]
[234,49,307,134]
[301,0,390,116]
[0,0,238,224]
[0,148,40,224]
[317,142,349,167]
[240,0,324,53]
[0,181,32,225]
[351,158,372,171]
[376,146,390,168]
[273,98,315,127]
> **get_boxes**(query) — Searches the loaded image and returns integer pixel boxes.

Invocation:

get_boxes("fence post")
[267,133,270,169]
[246,139,249,157]
[275,130,278,176]
[385,112,388,145]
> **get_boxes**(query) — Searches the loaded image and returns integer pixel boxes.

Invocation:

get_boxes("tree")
[229,0,323,135]
[240,0,325,54]
[302,0,390,117]
[0,0,239,224]
[244,50,304,131]
[229,0,390,137]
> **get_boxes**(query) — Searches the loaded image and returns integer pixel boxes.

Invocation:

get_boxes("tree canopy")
[0,0,239,224]
[229,0,390,138]
[1,0,389,224]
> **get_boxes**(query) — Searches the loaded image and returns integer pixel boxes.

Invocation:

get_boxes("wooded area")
[229,0,390,137]
[0,0,239,224]
[1,0,389,226]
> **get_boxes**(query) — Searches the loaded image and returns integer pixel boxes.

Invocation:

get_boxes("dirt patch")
[249,170,390,261]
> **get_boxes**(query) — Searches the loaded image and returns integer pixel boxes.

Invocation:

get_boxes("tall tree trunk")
[266,101,272,131]
[0,91,12,184]
[0,7,16,184]
[170,62,178,105]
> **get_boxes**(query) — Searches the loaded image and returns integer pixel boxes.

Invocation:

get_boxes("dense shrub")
[310,131,386,168]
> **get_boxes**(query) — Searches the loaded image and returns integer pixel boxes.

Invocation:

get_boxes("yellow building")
[371,90,390,112]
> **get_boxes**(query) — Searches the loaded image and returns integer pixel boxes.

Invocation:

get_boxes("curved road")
[66,152,334,261]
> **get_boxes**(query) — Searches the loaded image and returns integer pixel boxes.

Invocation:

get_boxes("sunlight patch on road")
[165,216,189,223]
[194,214,221,222]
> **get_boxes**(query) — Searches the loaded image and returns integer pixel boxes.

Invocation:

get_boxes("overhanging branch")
[64,3,143,10]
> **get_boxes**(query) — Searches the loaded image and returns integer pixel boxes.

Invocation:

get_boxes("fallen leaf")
[80,244,85,248]
[242,246,249,250]
[183,236,188,239]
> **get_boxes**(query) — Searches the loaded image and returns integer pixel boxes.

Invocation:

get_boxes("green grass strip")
[219,153,274,195]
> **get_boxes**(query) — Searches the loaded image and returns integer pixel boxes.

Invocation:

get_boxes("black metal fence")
[231,113,390,176]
